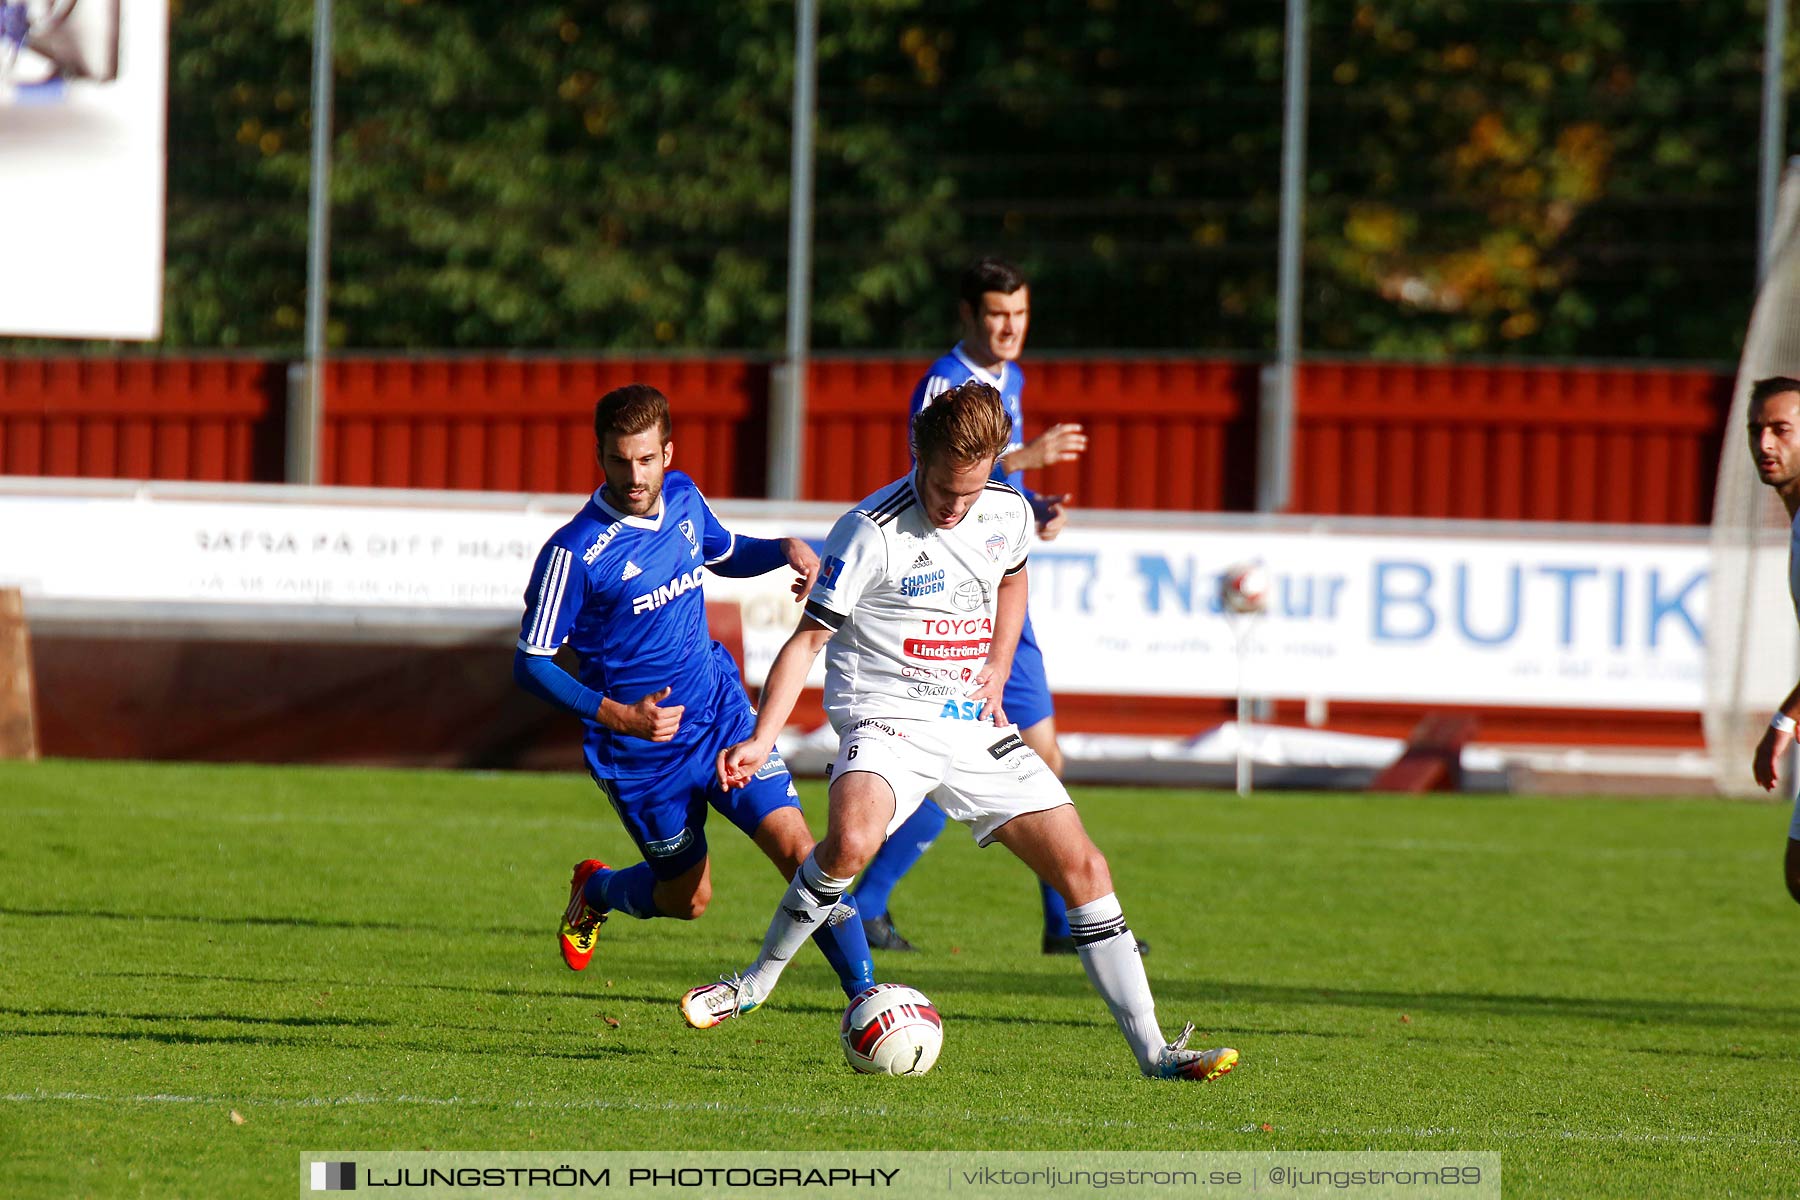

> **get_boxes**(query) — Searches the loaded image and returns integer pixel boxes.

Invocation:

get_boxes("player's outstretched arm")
[1753,681,1800,790]
[1004,423,1087,473]
[969,569,1028,726]
[718,619,833,789]
[703,533,819,601]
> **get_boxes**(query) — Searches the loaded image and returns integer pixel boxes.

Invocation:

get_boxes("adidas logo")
[620,561,643,581]
[911,551,933,569]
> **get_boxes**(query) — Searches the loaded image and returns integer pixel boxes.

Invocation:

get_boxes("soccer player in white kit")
[679,381,1238,1082]
[1746,375,1800,906]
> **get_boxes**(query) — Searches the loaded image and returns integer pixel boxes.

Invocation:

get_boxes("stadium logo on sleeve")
[583,521,624,566]
[819,555,845,590]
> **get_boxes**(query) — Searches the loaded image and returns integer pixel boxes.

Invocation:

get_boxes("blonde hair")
[911,380,1011,467]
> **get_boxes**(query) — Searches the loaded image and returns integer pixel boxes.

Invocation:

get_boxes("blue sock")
[1040,879,1071,939]
[585,862,661,919]
[811,892,876,999]
[852,799,948,919]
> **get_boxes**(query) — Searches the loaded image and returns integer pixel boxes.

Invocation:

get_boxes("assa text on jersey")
[939,699,995,721]
[631,566,706,614]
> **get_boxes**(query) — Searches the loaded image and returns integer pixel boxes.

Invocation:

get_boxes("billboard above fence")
[0,482,1718,713]
[0,0,167,339]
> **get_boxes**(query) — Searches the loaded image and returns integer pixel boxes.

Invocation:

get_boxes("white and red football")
[840,983,942,1076]
[1221,562,1271,614]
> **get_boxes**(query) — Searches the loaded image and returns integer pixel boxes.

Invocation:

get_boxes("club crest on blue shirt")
[679,518,699,556]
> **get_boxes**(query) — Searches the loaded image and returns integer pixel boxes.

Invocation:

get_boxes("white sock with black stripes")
[1067,893,1165,1073]
[739,853,856,1005]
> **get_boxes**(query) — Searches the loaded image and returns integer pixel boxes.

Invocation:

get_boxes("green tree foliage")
[1303,0,1770,358]
[118,1,1796,356]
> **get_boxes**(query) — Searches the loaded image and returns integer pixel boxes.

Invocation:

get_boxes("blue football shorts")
[1001,614,1056,732]
[586,688,801,881]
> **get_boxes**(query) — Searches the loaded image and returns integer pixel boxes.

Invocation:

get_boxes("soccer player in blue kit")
[513,384,874,998]
[852,257,1109,956]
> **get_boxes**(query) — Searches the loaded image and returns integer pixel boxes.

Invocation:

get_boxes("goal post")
[1704,162,1800,798]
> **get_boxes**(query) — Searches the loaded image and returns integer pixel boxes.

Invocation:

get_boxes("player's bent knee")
[825,824,885,877]
[1079,847,1116,899]
[753,812,816,876]
[1046,844,1112,907]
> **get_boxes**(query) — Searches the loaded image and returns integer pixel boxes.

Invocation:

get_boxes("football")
[1220,562,1271,614]
[840,983,943,1076]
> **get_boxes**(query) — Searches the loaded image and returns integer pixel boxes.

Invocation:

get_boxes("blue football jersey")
[517,470,744,779]
[907,342,1055,724]
[907,343,1031,496]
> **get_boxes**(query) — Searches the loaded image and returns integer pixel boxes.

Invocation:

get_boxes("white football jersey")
[804,473,1033,729]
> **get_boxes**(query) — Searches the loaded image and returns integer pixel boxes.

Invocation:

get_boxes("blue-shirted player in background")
[514,384,874,997]
[852,257,1131,957]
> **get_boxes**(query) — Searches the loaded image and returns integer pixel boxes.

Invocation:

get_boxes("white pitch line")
[6,1091,1800,1147]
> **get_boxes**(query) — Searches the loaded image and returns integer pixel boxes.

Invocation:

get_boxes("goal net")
[1704,164,1800,798]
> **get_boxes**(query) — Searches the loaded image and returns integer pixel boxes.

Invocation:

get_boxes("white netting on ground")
[1704,163,1800,798]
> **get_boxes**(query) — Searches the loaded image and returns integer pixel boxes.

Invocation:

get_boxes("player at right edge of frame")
[1746,375,1800,908]
[678,380,1238,1082]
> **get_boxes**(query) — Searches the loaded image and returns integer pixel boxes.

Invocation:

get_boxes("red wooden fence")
[0,354,1736,524]
[802,357,1258,510]
[0,358,282,482]
[1291,362,1730,523]
[324,357,767,496]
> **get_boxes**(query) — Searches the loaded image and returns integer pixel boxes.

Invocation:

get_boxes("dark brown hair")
[959,257,1027,309]
[594,384,671,444]
[1751,376,1800,408]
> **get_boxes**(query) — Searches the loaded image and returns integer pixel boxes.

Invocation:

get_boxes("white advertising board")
[0,0,168,339]
[0,487,1715,711]
[1021,527,1709,711]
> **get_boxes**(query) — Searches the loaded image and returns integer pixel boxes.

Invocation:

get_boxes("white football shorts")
[827,716,1071,847]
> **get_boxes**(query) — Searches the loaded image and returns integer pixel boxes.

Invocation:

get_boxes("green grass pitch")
[3,759,1799,1197]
